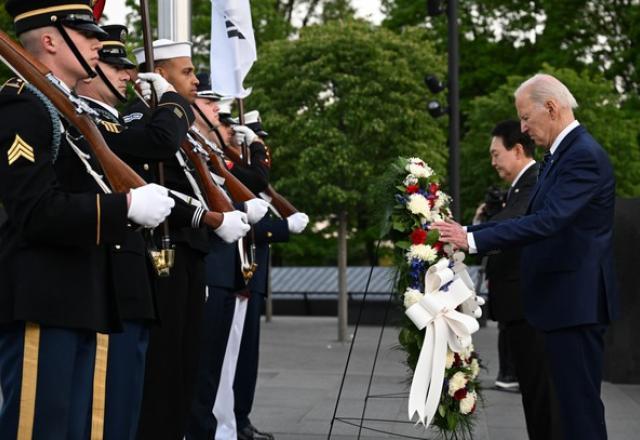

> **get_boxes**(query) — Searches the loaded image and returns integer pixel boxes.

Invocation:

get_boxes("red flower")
[429,182,439,194]
[453,388,468,401]
[453,353,462,367]
[406,185,420,194]
[428,198,436,209]
[433,241,443,253]
[410,228,427,245]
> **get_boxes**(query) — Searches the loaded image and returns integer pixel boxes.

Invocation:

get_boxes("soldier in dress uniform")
[0,1,174,438]
[74,24,199,440]
[124,39,251,440]
[186,74,270,440]
[230,112,309,440]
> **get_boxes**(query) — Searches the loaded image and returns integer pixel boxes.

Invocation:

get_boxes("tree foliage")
[244,19,448,263]
[382,0,640,97]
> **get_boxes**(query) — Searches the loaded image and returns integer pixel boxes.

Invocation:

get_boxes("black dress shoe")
[237,424,275,440]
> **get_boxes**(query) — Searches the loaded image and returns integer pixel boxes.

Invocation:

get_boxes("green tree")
[382,0,640,97]
[245,19,448,340]
[461,65,640,220]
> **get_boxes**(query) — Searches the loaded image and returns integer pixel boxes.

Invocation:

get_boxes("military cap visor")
[98,24,135,68]
[100,45,136,69]
[195,72,222,101]
[6,1,107,37]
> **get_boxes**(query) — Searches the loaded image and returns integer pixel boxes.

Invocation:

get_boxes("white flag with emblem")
[210,0,257,98]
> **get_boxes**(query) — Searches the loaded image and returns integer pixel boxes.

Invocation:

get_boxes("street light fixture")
[424,1,460,220]
[424,74,446,94]
[427,100,448,118]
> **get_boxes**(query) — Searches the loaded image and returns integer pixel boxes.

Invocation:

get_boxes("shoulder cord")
[24,84,62,163]
[174,149,209,209]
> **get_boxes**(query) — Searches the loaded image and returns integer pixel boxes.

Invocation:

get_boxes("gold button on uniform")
[115,245,121,250]
[266,231,273,238]
[143,163,150,171]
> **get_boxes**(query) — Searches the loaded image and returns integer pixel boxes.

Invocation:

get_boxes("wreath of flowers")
[385,157,482,439]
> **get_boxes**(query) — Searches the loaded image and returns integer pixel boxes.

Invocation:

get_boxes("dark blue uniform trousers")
[543,324,608,440]
[103,321,149,440]
[234,292,264,430]
[0,322,95,439]
[186,286,236,439]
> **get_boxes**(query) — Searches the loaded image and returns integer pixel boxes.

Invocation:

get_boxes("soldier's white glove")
[137,72,175,101]
[127,183,175,228]
[214,210,250,243]
[233,125,258,146]
[244,198,269,224]
[287,212,309,234]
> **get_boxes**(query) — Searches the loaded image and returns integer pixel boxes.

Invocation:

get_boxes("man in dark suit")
[483,120,562,440]
[434,73,618,440]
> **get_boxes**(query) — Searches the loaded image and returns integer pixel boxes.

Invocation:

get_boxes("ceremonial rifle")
[188,127,257,280]
[139,0,175,274]
[0,30,145,192]
[191,103,299,219]
[221,143,298,218]
[180,134,234,213]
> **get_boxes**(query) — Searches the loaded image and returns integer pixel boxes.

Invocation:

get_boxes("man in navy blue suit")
[434,73,619,440]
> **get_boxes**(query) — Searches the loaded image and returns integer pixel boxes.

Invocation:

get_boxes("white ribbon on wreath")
[405,254,482,426]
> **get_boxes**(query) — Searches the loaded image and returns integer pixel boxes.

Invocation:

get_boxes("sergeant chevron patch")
[100,120,123,133]
[7,134,35,165]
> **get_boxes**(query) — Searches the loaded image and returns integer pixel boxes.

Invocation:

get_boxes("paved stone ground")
[249,316,640,439]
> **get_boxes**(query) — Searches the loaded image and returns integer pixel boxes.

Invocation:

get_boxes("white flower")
[431,212,443,223]
[448,372,468,396]
[470,358,480,379]
[407,244,438,263]
[405,158,434,179]
[403,288,424,308]
[445,350,455,369]
[434,191,446,210]
[403,174,418,186]
[459,391,477,415]
[460,343,474,360]
[406,194,430,218]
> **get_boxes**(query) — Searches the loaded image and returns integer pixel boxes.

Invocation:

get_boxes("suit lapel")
[508,163,538,205]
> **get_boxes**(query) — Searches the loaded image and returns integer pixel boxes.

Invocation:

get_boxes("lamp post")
[447,0,460,221]
[426,0,460,220]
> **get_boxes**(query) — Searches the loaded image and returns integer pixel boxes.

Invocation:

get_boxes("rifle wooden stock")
[0,30,145,192]
[222,142,299,217]
[264,186,298,217]
[179,140,234,212]
[193,134,257,203]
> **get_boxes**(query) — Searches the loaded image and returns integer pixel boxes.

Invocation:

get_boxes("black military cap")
[98,25,135,69]
[196,72,223,101]
[6,0,107,37]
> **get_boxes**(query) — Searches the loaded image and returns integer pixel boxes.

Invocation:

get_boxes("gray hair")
[515,74,578,109]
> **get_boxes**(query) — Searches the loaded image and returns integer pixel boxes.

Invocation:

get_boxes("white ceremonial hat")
[217,98,235,117]
[243,110,261,125]
[132,39,192,65]
[229,110,260,125]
